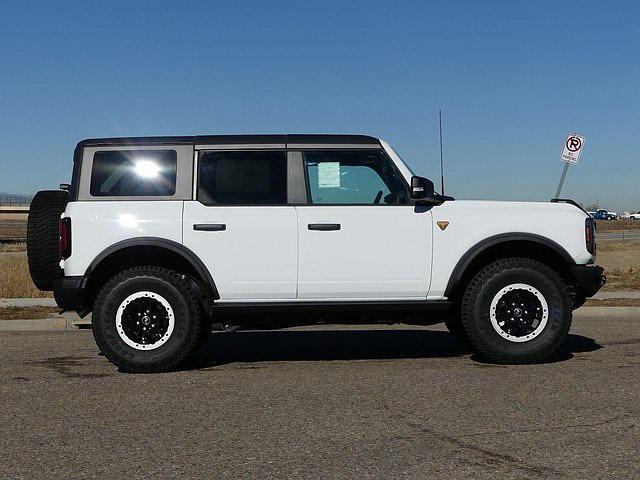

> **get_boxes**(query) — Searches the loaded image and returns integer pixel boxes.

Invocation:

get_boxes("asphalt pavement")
[1,307,639,479]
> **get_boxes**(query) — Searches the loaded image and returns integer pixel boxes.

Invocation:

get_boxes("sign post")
[555,133,585,198]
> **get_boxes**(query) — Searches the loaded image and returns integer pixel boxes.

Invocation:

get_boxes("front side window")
[90,150,177,196]
[303,150,409,205]
[198,150,287,205]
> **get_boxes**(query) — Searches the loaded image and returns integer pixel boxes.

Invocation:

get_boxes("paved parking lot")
[1,307,639,479]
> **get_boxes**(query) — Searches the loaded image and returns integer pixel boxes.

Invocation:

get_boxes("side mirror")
[410,176,454,205]
[411,176,435,201]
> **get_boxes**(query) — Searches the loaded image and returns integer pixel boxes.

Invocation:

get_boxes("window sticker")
[318,162,341,188]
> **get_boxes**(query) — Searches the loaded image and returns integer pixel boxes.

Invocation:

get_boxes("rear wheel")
[461,258,572,364]
[92,266,202,373]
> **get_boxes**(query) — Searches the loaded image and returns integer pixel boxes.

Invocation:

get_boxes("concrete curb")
[0,298,57,307]
[0,316,82,331]
[593,291,640,300]
[0,312,91,331]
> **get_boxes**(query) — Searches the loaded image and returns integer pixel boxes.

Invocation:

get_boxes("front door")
[183,149,298,300]
[295,148,432,299]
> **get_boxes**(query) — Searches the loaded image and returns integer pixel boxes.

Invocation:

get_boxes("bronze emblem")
[437,221,449,231]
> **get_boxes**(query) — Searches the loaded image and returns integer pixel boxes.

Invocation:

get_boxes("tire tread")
[460,257,572,364]
[93,266,202,373]
[27,190,69,291]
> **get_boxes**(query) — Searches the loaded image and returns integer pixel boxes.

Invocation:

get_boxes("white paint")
[63,201,184,277]
[182,202,298,299]
[295,206,431,298]
[428,199,593,298]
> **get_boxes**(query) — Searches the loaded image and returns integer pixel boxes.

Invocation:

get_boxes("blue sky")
[1,0,638,210]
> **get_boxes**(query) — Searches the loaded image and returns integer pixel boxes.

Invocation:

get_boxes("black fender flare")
[444,233,575,298]
[85,237,220,299]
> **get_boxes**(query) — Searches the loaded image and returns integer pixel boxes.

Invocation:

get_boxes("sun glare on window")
[134,159,161,178]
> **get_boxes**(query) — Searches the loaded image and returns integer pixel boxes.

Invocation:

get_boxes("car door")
[183,148,299,300]
[295,148,432,299]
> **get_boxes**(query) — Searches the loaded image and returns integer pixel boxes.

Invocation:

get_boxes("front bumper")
[570,265,606,298]
[53,276,87,315]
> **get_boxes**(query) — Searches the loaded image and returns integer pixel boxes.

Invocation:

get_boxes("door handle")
[193,224,226,231]
[308,223,341,231]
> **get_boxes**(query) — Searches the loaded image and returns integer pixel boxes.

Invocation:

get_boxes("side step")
[211,300,452,315]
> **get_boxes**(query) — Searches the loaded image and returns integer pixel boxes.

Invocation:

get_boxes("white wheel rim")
[115,291,175,351]
[489,283,549,343]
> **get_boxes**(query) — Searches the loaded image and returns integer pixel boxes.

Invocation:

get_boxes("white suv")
[27,134,605,372]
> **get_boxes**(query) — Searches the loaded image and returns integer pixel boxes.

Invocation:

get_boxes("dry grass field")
[596,219,640,232]
[0,212,27,240]
[0,250,51,298]
[0,306,58,320]
[597,241,640,291]
[0,220,26,239]
[0,243,27,253]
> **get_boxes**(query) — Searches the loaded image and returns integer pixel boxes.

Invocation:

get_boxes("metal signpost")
[555,133,585,198]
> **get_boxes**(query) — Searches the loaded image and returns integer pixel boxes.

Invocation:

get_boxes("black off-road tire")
[92,266,203,373]
[461,258,572,364]
[195,314,212,350]
[444,314,471,347]
[27,190,69,291]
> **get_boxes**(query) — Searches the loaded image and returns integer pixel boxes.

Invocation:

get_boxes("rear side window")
[90,150,177,197]
[198,151,287,205]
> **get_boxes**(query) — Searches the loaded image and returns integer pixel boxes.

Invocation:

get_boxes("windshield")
[379,139,416,177]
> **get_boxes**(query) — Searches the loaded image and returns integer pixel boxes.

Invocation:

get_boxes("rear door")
[183,148,299,300]
[295,148,432,299]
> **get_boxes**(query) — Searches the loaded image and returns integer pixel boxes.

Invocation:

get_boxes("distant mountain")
[0,192,33,205]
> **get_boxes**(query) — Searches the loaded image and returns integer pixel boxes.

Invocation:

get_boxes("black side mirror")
[410,176,454,205]
[411,176,435,201]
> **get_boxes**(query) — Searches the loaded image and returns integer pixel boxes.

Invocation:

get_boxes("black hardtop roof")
[76,134,380,148]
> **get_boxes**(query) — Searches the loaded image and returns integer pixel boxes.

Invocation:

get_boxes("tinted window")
[90,150,177,197]
[198,151,287,205]
[303,150,409,205]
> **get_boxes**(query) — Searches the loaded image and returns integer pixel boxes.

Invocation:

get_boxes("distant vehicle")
[629,212,640,220]
[593,209,618,221]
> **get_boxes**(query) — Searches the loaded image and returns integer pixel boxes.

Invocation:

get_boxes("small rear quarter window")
[90,150,177,197]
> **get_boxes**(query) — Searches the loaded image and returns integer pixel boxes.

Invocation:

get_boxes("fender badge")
[437,221,450,231]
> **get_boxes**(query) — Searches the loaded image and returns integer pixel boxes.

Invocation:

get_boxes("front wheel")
[461,258,572,364]
[444,315,471,347]
[92,266,203,373]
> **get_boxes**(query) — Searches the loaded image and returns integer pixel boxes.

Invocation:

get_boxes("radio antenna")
[439,109,445,195]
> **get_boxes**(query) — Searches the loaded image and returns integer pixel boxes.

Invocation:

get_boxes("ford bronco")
[27,134,605,372]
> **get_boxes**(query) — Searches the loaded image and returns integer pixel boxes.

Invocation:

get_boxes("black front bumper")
[53,276,87,315]
[570,265,606,298]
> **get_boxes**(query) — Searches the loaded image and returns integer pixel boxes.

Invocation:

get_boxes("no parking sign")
[555,133,586,197]
[560,134,585,164]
